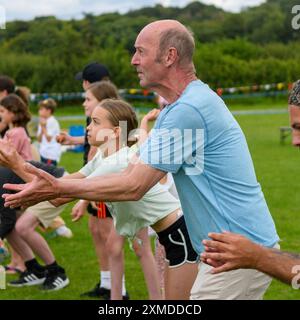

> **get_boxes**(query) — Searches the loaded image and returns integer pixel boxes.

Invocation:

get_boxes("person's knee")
[106,241,122,259]
[15,219,29,237]
[133,242,151,259]
[15,214,36,238]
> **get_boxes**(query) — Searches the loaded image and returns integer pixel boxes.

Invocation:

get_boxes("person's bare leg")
[89,216,112,272]
[133,228,162,300]
[164,262,198,300]
[6,228,35,264]
[6,247,26,272]
[155,238,166,298]
[15,212,55,264]
[106,228,125,300]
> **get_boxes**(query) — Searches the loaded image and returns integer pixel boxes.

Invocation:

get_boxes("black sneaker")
[80,282,111,299]
[40,267,69,291]
[80,282,129,300]
[103,291,130,300]
[122,292,130,300]
[8,269,46,287]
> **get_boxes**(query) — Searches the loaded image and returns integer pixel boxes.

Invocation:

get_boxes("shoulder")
[48,116,59,125]
[159,80,225,130]
[7,127,26,137]
[158,102,205,131]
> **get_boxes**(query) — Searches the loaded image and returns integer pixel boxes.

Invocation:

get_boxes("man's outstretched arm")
[201,232,300,286]
[3,158,166,209]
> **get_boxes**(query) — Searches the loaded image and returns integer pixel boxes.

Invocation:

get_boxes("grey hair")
[156,27,195,69]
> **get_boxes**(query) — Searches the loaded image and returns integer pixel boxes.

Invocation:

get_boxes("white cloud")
[0,0,266,21]
[201,0,266,12]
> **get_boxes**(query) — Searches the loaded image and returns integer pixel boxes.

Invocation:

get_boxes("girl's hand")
[142,109,160,123]
[71,200,88,222]
[91,201,99,210]
[56,131,73,145]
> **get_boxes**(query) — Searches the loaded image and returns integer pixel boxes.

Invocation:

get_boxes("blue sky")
[0,0,266,22]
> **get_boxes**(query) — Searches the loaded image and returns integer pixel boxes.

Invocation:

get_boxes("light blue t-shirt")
[139,80,279,254]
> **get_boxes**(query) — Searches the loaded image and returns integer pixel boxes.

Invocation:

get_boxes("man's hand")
[2,162,60,209]
[200,232,263,274]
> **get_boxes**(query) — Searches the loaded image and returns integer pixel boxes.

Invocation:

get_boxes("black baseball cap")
[75,62,110,83]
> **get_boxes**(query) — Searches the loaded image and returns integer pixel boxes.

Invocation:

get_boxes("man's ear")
[165,47,178,67]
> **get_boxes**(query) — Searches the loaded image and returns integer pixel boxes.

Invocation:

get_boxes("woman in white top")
[52,99,198,299]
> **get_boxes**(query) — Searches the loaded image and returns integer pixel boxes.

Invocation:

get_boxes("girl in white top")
[62,99,198,299]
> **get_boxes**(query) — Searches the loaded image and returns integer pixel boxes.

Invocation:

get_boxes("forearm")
[9,158,34,182]
[37,133,43,143]
[59,172,85,180]
[138,119,150,145]
[50,197,75,207]
[140,118,150,133]
[51,172,86,206]
[255,246,300,285]
[57,172,140,202]
[70,136,85,145]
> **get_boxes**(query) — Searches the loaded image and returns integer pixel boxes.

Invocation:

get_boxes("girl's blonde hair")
[98,99,138,147]
[87,80,120,102]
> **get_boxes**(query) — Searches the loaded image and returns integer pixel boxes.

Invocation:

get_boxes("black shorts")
[157,215,198,268]
[87,203,112,219]
[0,209,16,240]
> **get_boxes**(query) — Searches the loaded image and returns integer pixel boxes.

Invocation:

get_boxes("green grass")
[1,101,300,300]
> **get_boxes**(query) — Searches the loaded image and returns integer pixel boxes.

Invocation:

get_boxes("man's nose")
[131,52,138,65]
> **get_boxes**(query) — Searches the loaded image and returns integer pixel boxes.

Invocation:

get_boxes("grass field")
[1,95,300,300]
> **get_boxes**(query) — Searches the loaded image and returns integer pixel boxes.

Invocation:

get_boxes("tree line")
[0,0,299,93]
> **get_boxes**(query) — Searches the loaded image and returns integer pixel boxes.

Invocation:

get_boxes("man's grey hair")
[289,80,300,107]
[156,27,195,70]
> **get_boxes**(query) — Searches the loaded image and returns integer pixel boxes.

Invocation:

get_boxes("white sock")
[122,275,126,296]
[100,271,111,290]
[55,226,68,235]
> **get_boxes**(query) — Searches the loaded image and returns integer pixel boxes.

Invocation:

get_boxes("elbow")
[125,177,145,201]
[131,189,143,201]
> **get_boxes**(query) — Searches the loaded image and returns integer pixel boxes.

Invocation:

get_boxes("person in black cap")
[57,63,129,299]
[57,62,110,160]
[75,62,110,91]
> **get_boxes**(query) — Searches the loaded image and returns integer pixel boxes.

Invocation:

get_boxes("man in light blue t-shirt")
[3,20,279,300]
